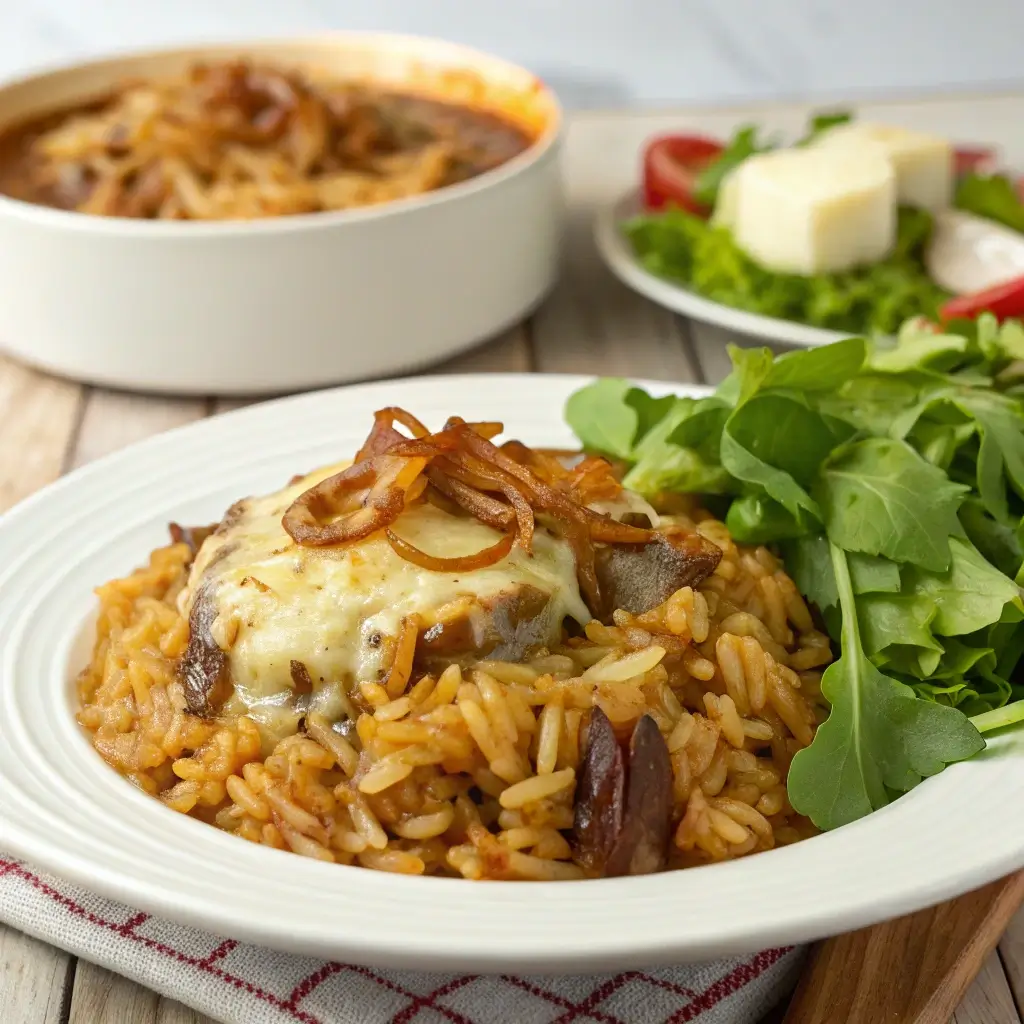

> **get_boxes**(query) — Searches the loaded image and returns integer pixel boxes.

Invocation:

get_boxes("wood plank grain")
[432,325,532,374]
[67,960,158,1024]
[998,903,1024,1016]
[0,925,72,1024]
[0,355,82,513]
[783,871,1024,1024]
[952,951,1021,1024]
[531,214,697,382]
[156,996,220,1024]
[69,389,207,469]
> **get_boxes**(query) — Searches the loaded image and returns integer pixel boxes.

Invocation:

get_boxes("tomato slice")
[941,273,1024,323]
[954,146,998,178]
[642,135,725,215]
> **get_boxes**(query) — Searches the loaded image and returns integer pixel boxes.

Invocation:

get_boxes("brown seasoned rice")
[76,502,828,880]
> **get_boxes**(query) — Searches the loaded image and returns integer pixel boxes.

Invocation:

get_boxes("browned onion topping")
[281,406,667,613]
[385,526,515,573]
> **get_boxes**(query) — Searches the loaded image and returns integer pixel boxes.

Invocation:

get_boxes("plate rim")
[2,371,1023,974]
[594,190,862,350]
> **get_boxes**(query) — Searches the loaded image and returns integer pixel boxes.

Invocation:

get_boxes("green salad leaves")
[626,206,949,335]
[566,315,1024,831]
[955,172,1024,234]
[632,112,1024,335]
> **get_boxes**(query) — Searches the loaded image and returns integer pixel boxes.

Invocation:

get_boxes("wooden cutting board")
[781,870,1024,1023]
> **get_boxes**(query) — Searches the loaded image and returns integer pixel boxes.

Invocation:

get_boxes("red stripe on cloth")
[666,947,792,1023]
[1,857,793,1024]
[0,859,324,1024]
[500,974,637,1024]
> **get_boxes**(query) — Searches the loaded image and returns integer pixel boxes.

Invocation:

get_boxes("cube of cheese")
[727,146,896,275]
[814,122,953,212]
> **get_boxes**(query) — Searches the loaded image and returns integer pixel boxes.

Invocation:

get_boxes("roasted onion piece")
[385,525,514,572]
[282,455,427,546]
[282,406,717,618]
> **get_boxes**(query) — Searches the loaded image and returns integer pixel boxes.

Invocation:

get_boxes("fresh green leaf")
[816,437,969,571]
[727,393,851,486]
[720,425,821,522]
[870,330,968,374]
[906,535,1022,636]
[796,110,853,145]
[761,337,867,393]
[782,534,838,612]
[719,345,774,406]
[858,592,941,667]
[955,172,1024,233]
[818,374,926,436]
[692,125,774,208]
[623,397,733,497]
[847,553,901,594]
[564,379,638,460]
[958,498,1023,579]
[623,442,732,497]
[787,543,984,831]
[625,206,949,337]
[725,494,809,544]
[564,380,675,461]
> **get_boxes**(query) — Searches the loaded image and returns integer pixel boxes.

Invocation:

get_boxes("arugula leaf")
[848,553,901,594]
[870,330,969,374]
[816,437,969,571]
[761,337,867,393]
[720,426,821,522]
[564,379,638,460]
[725,494,809,545]
[564,379,673,460]
[692,125,774,208]
[858,593,941,670]
[955,172,1024,233]
[958,497,1023,579]
[718,345,774,407]
[623,442,732,497]
[905,536,1022,636]
[787,543,984,831]
[727,393,852,485]
[782,534,838,612]
[623,397,733,497]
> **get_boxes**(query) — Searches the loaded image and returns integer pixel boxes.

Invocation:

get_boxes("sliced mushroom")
[290,659,314,695]
[418,584,559,664]
[572,707,625,877]
[594,529,722,618]
[573,708,672,877]
[179,584,231,716]
[606,714,673,876]
[168,521,218,556]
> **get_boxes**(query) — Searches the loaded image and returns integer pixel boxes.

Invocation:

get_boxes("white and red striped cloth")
[1,856,803,1024]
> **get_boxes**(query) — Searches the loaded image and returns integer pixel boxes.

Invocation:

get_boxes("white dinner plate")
[595,191,861,349]
[2,373,1023,974]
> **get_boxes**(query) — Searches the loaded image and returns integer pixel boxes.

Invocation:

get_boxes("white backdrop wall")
[1,0,1020,108]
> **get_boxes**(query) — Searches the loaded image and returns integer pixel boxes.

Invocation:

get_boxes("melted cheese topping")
[181,462,589,736]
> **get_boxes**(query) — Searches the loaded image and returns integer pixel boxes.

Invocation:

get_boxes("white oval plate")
[595,191,865,349]
[2,373,1024,974]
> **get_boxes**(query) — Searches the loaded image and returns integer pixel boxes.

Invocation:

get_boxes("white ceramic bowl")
[0,35,562,395]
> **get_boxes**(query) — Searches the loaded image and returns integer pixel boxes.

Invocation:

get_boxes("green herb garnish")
[565,315,1024,831]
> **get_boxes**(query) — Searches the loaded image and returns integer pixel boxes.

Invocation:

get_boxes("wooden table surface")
[4,95,1024,1023]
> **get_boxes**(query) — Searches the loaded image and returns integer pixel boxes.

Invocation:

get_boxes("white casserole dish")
[0,35,562,395]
